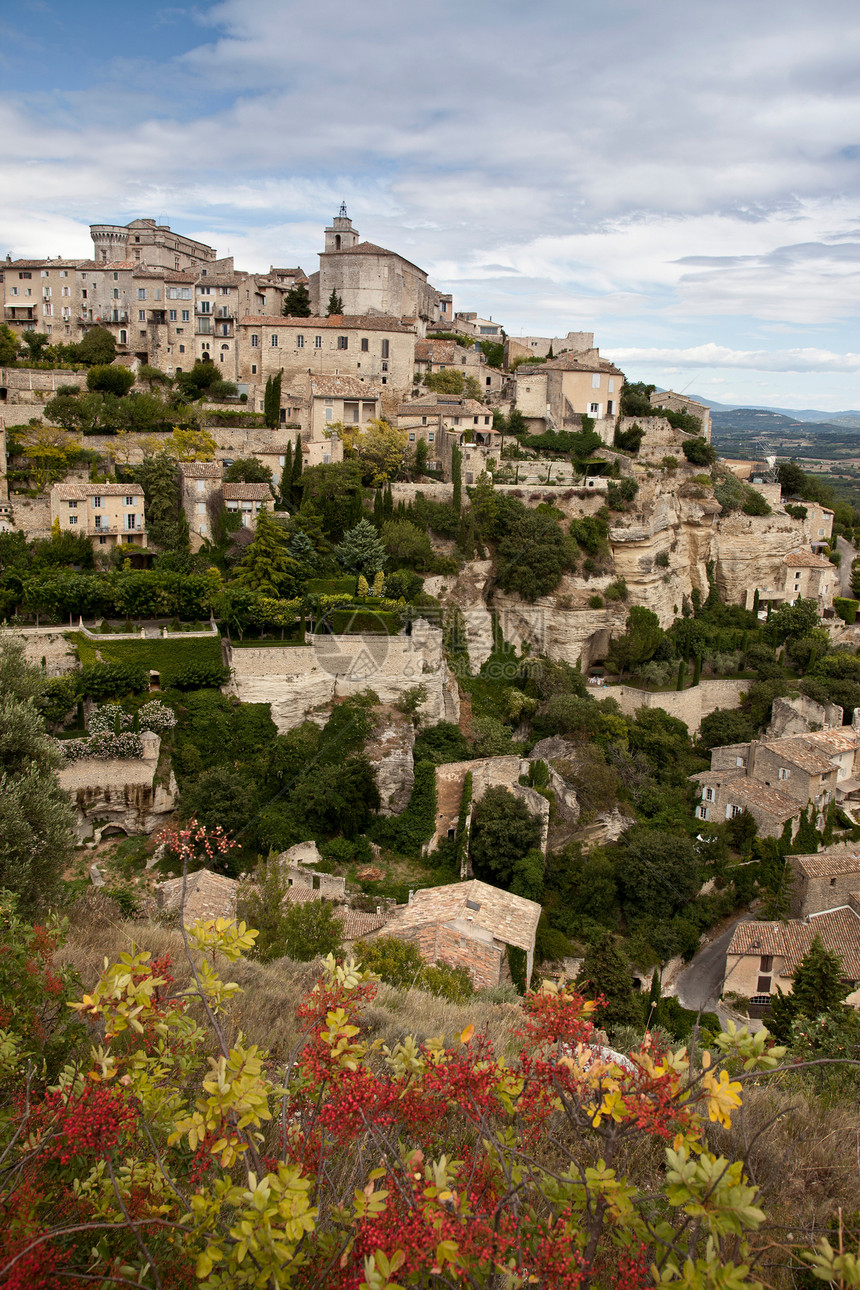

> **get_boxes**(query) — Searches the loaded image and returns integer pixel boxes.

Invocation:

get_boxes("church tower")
[324,203,360,253]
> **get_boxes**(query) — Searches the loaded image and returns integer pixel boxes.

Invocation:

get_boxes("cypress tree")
[768,935,850,1042]
[692,653,702,686]
[384,484,394,519]
[372,489,384,527]
[326,289,344,316]
[452,444,462,514]
[290,435,303,504]
[278,441,293,509]
[752,588,760,615]
[263,369,283,429]
[676,659,686,691]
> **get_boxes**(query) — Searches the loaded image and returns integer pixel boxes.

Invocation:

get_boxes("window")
[198,285,211,295]
[589,402,600,415]
[251,363,257,374]
[337,336,348,350]
[154,288,162,301]
[169,309,177,322]
[220,286,230,295]
[125,514,137,531]
[251,334,259,348]
[199,301,211,314]
[138,310,146,321]
[93,514,103,530]
[592,373,601,388]
[607,400,614,415]
[314,335,322,348]
[778,767,790,780]
[704,787,714,802]
[120,330,127,344]
[81,290,87,300]
[381,376,387,385]
[178,344,185,353]
[296,335,304,348]
[113,272,118,280]
[196,502,206,515]
[60,270,68,278]
[43,305,52,317]
[18,272,31,279]
[124,495,134,506]
[698,806,709,820]
[62,286,70,296]
[113,288,119,299]
[381,339,389,358]
[325,407,333,422]
[756,976,772,994]
[361,338,369,352]
[137,288,147,300]
[408,432,415,441]
[68,515,78,526]
[428,431,434,442]
[382,361,388,372]
[41,269,48,278]
[92,496,102,509]
[727,804,743,819]
[270,334,278,347]
[62,307,70,320]
[9,287,17,296]
[98,536,107,545]
[67,500,77,509]
[608,378,615,393]
[736,756,745,768]
[182,309,190,322]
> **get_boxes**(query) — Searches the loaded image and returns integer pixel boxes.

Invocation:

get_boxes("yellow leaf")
[460,1024,475,1045]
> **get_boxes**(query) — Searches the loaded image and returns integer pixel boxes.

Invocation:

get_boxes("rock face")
[227,624,460,733]
[767,694,845,739]
[57,733,176,840]
[365,711,416,815]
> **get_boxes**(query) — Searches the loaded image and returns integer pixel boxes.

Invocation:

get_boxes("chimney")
[408,888,414,904]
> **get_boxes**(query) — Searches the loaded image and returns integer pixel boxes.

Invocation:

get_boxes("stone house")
[692,725,860,836]
[451,313,504,341]
[2,257,88,346]
[513,350,624,440]
[396,395,499,479]
[89,218,218,271]
[156,868,239,925]
[235,314,417,414]
[649,390,711,440]
[504,331,595,365]
[414,339,503,398]
[180,462,223,548]
[379,879,542,990]
[725,905,860,1010]
[50,482,146,552]
[745,548,837,615]
[223,481,275,529]
[308,206,445,325]
[789,845,860,918]
[429,756,550,861]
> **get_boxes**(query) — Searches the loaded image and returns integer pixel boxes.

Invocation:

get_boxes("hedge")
[834,597,859,625]
[330,609,399,635]
[305,577,358,595]
[70,634,224,688]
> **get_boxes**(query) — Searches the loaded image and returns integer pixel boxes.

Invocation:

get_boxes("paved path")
[676,916,750,1013]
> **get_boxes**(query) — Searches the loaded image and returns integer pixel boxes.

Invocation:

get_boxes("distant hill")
[707,406,860,460]
[677,394,860,425]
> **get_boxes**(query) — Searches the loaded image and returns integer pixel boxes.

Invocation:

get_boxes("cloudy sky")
[3,0,860,410]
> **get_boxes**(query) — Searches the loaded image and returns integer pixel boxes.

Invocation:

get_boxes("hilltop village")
[3,206,860,1022]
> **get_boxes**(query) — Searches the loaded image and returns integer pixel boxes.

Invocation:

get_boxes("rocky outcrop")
[226,623,460,733]
[57,733,176,840]
[365,710,416,815]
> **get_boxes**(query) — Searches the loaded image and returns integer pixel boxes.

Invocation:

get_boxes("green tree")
[380,518,433,569]
[605,606,664,678]
[20,331,49,361]
[280,898,344,961]
[0,323,20,365]
[263,369,283,430]
[326,289,344,316]
[236,861,294,962]
[133,452,189,555]
[469,786,543,888]
[180,768,256,866]
[282,282,312,317]
[234,507,300,597]
[86,364,135,396]
[576,933,643,1034]
[682,437,716,467]
[615,828,700,921]
[698,708,755,751]
[495,503,570,601]
[768,935,851,1042]
[73,326,116,365]
[0,640,76,911]
[224,457,273,485]
[335,518,387,577]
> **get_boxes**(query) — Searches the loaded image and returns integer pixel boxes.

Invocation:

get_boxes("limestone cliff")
[57,733,176,840]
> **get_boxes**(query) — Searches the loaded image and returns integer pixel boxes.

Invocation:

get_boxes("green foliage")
[326,289,344,316]
[234,508,301,597]
[606,606,664,677]
[73,634,223,690]
[495,499,570,601]
[280,898,344,961]
[834,597,859,624]
[698,708,755,751]
[73,326,116,366]
[370,761,437,857]
[412,721,472,766]
[236,862,295,961]
[576,933,643,1035]
[335,518,388,577]
[86,364,135,396]
[682,437,717,466]
[478,340,504,368]
[132,452,188,555]
[615,828,701,922]
[423,369,482,399]
[768,935,851,1042]
[282,282,312,316]
[619,381,656,418]
[380,518,433,569]
[180,768,257,863]
[263,369,282,429]
[354,936,474,1002]
[469,786,543,888]
[170,690,277,781]
[79,662,147,699]
[224,457,274,484]
[605,478,639,511]
[613,422,644,453]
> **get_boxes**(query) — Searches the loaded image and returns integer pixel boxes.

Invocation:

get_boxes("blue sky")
[3,0,860,410]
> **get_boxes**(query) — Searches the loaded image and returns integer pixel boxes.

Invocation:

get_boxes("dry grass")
[58,895,524,1063]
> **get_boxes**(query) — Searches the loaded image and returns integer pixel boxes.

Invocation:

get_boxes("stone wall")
[608,678,749,734]
[1,627,78,675]
[226,623,459,733]
[768,694,844,739]
[1,367,87,406]
[385,919,506,990]
[57,733,176,839]
[9,493,51,540]
[430,756,550,856]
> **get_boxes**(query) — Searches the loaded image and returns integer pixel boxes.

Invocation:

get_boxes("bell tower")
[324,202,359,253]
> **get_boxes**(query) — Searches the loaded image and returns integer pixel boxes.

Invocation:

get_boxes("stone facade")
[90,219,217,271]
[726,902,860,1007]
[414,339,503,398]
[514,349,625,431]
[609,678,749,734]
[649,390,711,440]
[504,331,594,365]
[51,482,147,552]
[789,845,860,919]
[57,733,176,840]
[2,258,86,345]
[429,756,550,859]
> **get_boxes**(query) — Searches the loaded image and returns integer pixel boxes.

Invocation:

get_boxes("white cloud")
[603,343,860,374]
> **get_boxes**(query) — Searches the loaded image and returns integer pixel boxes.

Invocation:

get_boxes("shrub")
[655,551,670,568]
[588,594,604,609]
[369,761,437,857]
[681,437,716,466]
[171,662,230,689]
[834,597,859,624]
[604,578,628,602]
[60,731,144,762]
[353,935,474,1002]
[79,662,147,699]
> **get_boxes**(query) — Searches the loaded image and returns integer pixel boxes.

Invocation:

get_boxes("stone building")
[429,756,550,860]
[789,845,860,919]
[180,462,223,548]
[379,879,541,990]
[413,338,503,398]
[649,390,711,440]
[691,725,860,836]
[2,257,88,345]
[395,394,499,479]
[223,481,275,529]
[745,549,838,615]
[513,349,625,440]
[308,205,445,325]
[504,331,594,365]
[156,869,239,924]
[89,218,218,271]
[451,313,503,341]
[235,314,417,413]
[50,482,146,552]
[725,905,860,1010]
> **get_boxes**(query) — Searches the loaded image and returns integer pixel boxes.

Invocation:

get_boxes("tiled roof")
[792,846,860,879]
[728,907,860,979]
[336,908,391,940]
[282,886,326,905]
[222,482,274,500]
[803,728,859,755]
[309,375,380,398]
[727,778,800,820]
[542,353,624,376]
[690,769,745,785]
[770,738,834,776]
[156,869,238,924]
[415,340,458,363]
[53,483,143,500]
[238,314,416,333]
[3,258,87,269]
[384,880,541,954]
[783,548,834,569]
[181,462,222,478]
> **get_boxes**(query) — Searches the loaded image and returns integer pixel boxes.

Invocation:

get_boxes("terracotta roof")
[792,847,860,879]
[52,483,143,500]
[541,353,624,376]
[3,258,87,269]
[726,778,800,820]
[728,907,860,979]
[181,462,222,478]
[415,340,460,363]
[282,886,327,905]
[802,728,859,755]
[156,868,238,924]
[310,375,380,399]
[222,482,274,500]
[690,769,745,785]
[384,880,541,954]
[336,908,391,940]
[770,738,834,776]
[238,315,416,333]
[783,548,834,569]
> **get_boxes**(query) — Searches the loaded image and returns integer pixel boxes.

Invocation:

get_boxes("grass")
[67,632,223,684]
